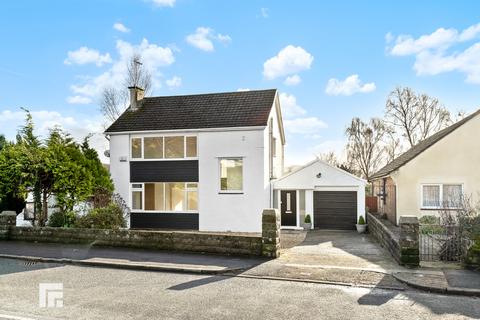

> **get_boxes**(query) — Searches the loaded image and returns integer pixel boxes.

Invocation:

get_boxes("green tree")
[0,110,114,226]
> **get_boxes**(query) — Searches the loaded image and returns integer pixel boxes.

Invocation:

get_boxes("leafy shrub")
[465,237,480,270]
[74,203,126,229]
[419,215,439,225]
[358,216,366,225]
[304,214,311,224]
[48,211,77,228]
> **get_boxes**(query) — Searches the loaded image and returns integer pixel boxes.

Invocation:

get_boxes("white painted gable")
[273,159,366,189]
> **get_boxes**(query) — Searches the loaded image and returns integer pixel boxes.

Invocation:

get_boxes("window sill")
[420,207,461,211]
[131,211,199,214]
[218,192,244,195]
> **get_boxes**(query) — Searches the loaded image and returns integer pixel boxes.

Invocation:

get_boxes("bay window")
[132,182,198,212]
[421,184,463,209]
[131,135,197,159]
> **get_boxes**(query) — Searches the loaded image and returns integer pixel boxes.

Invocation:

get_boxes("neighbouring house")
[370,109,480,225]
[273,159,366,230]
[105,88,285,232]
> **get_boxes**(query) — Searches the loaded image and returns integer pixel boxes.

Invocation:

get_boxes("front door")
[280,190,297,227]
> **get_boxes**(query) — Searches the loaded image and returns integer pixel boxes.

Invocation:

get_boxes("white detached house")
[105,88,285,232]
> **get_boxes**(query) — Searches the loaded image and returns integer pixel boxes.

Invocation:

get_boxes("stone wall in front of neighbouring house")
[0,209,282,258]
[367,212,419,267]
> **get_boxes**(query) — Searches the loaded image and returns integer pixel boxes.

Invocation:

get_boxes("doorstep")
[280,226,306,231]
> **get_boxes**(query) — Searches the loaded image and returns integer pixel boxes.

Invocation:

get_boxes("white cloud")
[0,110,109,163]
[283,117,328,135]
[185,27,231,52]
[387,22,480,84]
[284,74,301,86]
[66,95,92,104]
[325,74,376,96]
[150,0,176,7]
[279,93,306,118]
[260,8,269,18]
[113,22,130,33]
[263,45,313,80]
[166,76,182,89]
[68,38,175,101]
[237,88,250,92]
[64,47,112,66]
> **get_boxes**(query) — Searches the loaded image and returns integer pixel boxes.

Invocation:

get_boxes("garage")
[273,159,366,230]
[314,191,357,230]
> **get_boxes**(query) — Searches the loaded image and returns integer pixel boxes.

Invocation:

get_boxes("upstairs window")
[220,158,243,192]
[130,136,197,160]
[144,137,163,159]
[131,138,142,159]
[165,136,184,158]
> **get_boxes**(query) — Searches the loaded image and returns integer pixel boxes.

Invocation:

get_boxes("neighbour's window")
[131,138,142,159]
[132,182,198,212]
[165,136,185,158]
[220,158,243,192]
[443,184,463,208]
[186,136,197,157]
[144,137,163,159]
[422,184,462,209]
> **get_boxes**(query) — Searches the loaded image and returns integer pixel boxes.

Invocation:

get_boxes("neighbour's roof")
[105,89,278,133]
[370,109,480,180]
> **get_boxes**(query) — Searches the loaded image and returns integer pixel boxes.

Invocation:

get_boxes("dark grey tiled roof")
[370,109,480,180]
[105,89,277,133]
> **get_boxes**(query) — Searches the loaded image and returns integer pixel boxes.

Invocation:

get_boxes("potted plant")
[356,216,367,233]
[304,214,312,230]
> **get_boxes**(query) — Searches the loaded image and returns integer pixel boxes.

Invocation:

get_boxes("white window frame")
[218,157,244,194]
[130,182,199,213]
[130,183,144,211]
[420,183,464,209]
[130,135,198,161]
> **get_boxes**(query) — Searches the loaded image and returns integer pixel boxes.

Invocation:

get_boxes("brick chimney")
[128,86,145,111]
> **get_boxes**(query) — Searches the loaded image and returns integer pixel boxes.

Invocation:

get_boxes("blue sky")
[1,0,479,164]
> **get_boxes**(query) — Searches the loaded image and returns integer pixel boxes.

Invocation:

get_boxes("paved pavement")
[0,258,479,320]
[0,241,265,273]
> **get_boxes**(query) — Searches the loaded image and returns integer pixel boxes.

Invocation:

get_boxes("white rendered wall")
[198,129,268,232]
[109,134,131,217]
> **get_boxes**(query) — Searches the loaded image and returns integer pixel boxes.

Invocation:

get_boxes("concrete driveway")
[279,230,401,272]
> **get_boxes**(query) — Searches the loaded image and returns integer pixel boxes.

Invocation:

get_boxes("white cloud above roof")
[64,47,112,66]
[325,74,376,96]
[186,27,231,52]
[387,22,480,84]
[263,45,313,81]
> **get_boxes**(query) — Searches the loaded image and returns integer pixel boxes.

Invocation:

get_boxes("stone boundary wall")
[367,212,419,267]
[368,212,401,263]
[0,209,281,258]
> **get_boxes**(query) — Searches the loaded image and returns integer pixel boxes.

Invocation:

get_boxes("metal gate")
[419,224,468,262]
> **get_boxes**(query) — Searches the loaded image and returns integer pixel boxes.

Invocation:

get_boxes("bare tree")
[386,87,451,148]
[318,151,339,166]
[384,128,402,163]
[345,118,389,181]
[100,54,153,123]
